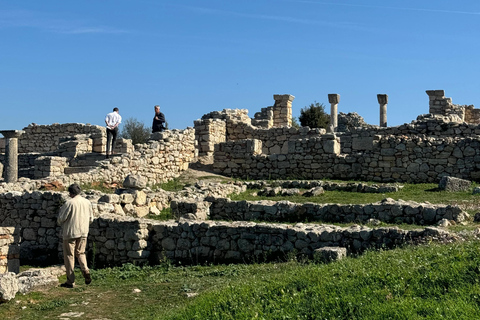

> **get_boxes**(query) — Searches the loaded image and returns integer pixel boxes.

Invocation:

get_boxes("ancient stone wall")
[194,119,226,158]
[0,189,453,267]
[213,117,480,182]
[203,197,467,225]
[226,123,327,155]
[58,128,196,186]
[213,136,342,179]
[464,105,480,124]
[0,227,19,274]
[0,123,106,154]
[0,191,64,265]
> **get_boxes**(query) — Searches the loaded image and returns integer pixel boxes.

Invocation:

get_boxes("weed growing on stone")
[147,207,173,220]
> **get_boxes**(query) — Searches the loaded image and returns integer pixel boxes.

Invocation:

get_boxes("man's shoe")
[84,272,92,285]
[60,282,74,288]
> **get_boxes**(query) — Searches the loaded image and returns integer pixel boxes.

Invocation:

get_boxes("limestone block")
[98,194,120,204]
[114,204,125,215]
[352,137,373,151]
[303,187,324,197]
[16,269,60,294]
[314,247,347,263]
[120,193,134,204]
[123,174,147,190]
[134,191,147,206]
[438,176,471,192]
[323,139,340,154]
[0,272,18,302]
[134,206,149,218]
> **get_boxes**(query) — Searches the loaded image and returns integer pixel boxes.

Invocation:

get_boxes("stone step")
[69,153,109,167]
[64,166,97,174]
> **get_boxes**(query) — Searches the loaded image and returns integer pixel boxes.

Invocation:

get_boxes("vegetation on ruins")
[120,117,151,145]
[298,101,330,129]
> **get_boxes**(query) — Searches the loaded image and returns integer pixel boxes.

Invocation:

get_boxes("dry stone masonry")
[0,227,19,274]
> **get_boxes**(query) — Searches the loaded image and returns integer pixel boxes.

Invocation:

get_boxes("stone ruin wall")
[57,128,196,186]
[210,91,480,183]
[213,132,480,183]
[0,227,19,274]
[203,197,467,225]
[0,190,453,267]
[0,123,106,154]
[0,127,195,186]
[194,95,296,158]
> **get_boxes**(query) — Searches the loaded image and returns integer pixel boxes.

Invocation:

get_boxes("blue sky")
[1,0,480,131]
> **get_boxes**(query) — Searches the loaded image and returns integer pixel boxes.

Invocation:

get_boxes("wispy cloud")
[285,1,480,16]
[176,4,361,29]
[0,9,128,34]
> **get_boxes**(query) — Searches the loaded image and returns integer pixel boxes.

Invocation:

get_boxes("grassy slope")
[2,240,480,319]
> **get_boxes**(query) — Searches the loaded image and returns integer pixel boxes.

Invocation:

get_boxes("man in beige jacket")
[57,183,93,288]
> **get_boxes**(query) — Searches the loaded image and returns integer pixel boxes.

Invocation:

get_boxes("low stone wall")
[0,189,455,267]
[0,227,19,274]
[86,216,454,266]
[0,191,65,265]
[202,197,467,225]
[242,180,402,193]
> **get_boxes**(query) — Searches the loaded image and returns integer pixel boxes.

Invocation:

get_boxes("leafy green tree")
[120,118,151,145]
[291,117,300,129]
[298,101,330,129]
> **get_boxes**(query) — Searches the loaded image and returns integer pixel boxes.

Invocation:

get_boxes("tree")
[120,118,151,145]
[298,101,330,129]
[291,117,300,129]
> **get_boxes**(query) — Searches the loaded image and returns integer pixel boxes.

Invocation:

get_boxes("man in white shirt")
[57,183,94,288]
[104,107,122,158]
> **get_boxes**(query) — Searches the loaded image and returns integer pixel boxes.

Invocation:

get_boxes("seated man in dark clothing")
[152,105,166,133]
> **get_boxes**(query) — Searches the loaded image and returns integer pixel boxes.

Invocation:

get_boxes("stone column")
[328,94,340,132]
[377,94,388,127]
[273,94,295,127]
[0,130,24,183]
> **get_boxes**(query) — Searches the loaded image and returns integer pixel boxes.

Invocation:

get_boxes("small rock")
[0,272,18,302]
[185,292,198,298]
[123,174,147,190]
[303,187,324,197]
[437,218,451,228]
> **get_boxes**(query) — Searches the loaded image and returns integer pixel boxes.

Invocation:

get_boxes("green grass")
[167,240,480,320]
[79,180,118,194]
[3,240,480,319]
[152,178,186,192]
[231,182,480,207]
[146,207,174,221]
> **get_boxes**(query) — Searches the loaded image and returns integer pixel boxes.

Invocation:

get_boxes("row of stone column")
[328,94,388,132]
